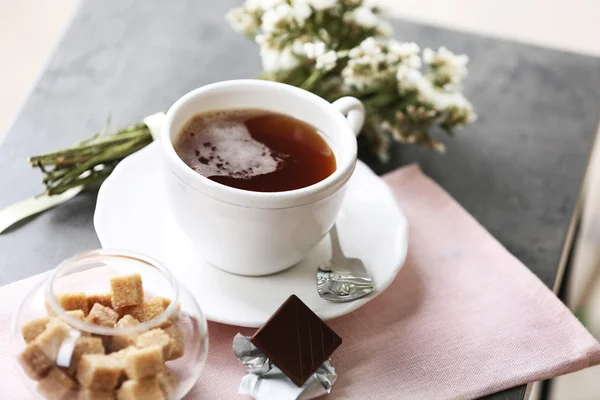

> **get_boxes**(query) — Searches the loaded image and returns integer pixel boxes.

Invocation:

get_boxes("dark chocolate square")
[251,294,342,387]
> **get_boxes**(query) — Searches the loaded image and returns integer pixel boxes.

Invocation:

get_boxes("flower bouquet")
[0,0,475,233]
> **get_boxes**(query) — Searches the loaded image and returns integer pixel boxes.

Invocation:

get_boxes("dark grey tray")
[1,1,599,398]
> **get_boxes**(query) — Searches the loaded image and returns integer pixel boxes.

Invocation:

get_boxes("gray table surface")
[1,0,600,398]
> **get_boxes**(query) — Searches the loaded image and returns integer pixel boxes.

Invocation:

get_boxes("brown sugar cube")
[37,319,74,360]
[163,325,184,360]
[117,297,167,321]
[117,378,165,400]
[64,310,86,320]
[68,336,105,376]
[21,317,50,343]
[87,293,113,310]
[21,318,70,379]
[78,390,116,400]
[124,346,164,380]
[108,346,136,383]
[108,346,137,362]
[110,274,144,309]
[76,354,123,391]
[135,329,173,360]
[86,304,119,327]
[117,315,139,327]
[157,370,175,399]
[56,310,88,336]
[58,292,89,315]
[46,298,88,317]
[18,340,53,379]
[107,315,140,353]
[37,367,78,400]
[118,297,173,326]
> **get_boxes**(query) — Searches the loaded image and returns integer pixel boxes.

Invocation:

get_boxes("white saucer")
[94,142,408,327]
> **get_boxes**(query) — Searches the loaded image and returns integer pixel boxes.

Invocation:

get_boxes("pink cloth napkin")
[2,164,599,399]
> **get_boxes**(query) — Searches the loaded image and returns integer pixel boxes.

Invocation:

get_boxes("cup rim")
[160,79,358,209]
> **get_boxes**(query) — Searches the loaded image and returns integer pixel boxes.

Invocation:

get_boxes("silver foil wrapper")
[233,333,337,400]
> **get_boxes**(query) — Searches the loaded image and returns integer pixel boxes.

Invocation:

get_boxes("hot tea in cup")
[174,109,336,192]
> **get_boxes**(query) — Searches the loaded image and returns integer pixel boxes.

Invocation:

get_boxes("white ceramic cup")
[160,79,365,276]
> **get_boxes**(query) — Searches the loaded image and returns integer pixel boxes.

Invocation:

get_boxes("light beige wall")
[0,0,80,144]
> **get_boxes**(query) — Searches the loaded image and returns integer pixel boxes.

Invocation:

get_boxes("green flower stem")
[300,69,323,91]
[47,167,116,195]
[56,135,151,187]
[43,167,71,185]
[29,128,149,166]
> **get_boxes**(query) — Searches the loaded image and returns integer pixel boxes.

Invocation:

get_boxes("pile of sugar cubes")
[17,273,185,400]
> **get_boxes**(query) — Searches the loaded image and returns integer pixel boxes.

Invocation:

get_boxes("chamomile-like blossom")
[348,37,382,58]
[261,4,295,33]
[303,41,327,59]
[260,44,300,72]
[376,20,393,37]
[344,38,422,90]
[396,63,476,126]
[387,41,421,68]
[344,6,379,28]
[396,65,429,94]
[225,7,260,35]
[423,46,469,89]
[342,38,390,89]
[316,50,338,71]
[255,33,267,46]
[243,0,264,10]
[441,93,477,126]
[292,0,313,23]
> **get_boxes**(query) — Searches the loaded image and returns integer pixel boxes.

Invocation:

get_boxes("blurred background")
[1,1,599,398]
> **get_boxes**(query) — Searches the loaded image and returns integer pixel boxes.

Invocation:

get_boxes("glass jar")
[10,249,208,400]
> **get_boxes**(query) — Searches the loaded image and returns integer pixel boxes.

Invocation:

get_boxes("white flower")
[303,41,327,59]
[423,46,469,88]
[345,6,379,28]
[289,39,326,59]
[396,63,476,124]
[387,40,421,68]
[244,0,263,10]
[260,45,300,72]
[316,50,337,71]
[306,0,337,10]
[225,7,259,35]
[261,4,295,33]
[422,48,435,65]
[428,46,469,71]
[443,93,477,125]
[396,65,429,94]
[343,38,403,90]
[349,37,382,58]
[292,0,313,24]
[255,34,267,45]
[376,21,393,37]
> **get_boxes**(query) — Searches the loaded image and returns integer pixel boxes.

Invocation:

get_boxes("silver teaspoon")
[317,224,374,302]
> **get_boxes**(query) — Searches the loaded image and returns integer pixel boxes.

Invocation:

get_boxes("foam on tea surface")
[176,115,281,180]
[174,109,336,192]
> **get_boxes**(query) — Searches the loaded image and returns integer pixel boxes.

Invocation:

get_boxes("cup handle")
[332,97,365,137]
